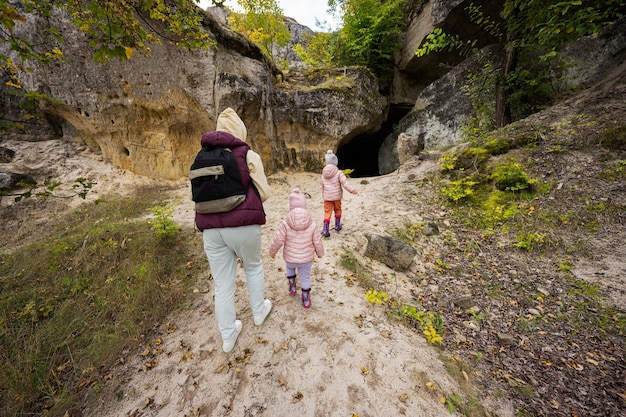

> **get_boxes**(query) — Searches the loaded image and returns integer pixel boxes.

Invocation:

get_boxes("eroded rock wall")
[5,7,384,181]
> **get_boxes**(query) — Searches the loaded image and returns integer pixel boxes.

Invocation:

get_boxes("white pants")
[202,225,265,343]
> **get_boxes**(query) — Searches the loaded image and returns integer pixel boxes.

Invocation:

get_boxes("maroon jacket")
[194,131,266,230]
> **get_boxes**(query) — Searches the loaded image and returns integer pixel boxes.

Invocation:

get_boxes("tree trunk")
[495,41,518,128]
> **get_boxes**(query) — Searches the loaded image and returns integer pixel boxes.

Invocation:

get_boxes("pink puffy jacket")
[269,208,324,263]
[321,164,356,201]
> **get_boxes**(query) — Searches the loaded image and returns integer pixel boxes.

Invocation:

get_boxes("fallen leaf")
[571,360,584,371]
[550,399,559,409]
[360,365,369,375]
[144,397,153,408]
[439,396,446,404]
[254,336,269,344]
[292,391,303,403]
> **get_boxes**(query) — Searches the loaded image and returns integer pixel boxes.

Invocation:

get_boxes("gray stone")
[363,233,417,272]
[0,171,37,189]
[422,222,439,236]
[0,147,15,163]
[497,333,517,346]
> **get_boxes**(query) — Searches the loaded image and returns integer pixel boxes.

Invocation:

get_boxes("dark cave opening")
[335,104,412,178]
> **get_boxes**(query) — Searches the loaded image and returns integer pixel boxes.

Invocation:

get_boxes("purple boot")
[322,221,330,237]
[334,217,342,232]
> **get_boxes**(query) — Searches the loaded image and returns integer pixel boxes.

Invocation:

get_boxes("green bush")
[490,159,537,192]
[440,177,480,202]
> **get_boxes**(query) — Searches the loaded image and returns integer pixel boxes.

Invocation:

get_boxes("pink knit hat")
[289,187,306,210]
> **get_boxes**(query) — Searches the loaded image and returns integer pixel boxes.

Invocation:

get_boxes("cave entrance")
[335,104,412,178]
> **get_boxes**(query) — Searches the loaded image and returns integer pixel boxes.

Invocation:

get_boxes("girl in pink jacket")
[269,188,324,308]
[321,150,358,237]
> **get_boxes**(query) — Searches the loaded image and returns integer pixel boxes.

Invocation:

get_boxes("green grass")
[0,192,205,416]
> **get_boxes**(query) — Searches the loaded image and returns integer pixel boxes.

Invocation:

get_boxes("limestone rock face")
[404,45,502,151]
[274,68,387,172]
[379,45,501,174]
[560,18,626,90]
[6,8,383,181]
[378,132,424,176]
[393,0,502,106]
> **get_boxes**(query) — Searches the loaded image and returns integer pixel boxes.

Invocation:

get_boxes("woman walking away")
[194,108,273,353]
[269,188,324,308]
[321,150,358,237]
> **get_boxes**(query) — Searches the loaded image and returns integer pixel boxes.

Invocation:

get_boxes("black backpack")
[189,145,248,214]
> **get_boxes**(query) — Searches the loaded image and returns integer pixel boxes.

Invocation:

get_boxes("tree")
[227,0,290,65]
[293,31,338,68]
[416,0,626,128]
[328,0,411,79]
[1,0,213,132]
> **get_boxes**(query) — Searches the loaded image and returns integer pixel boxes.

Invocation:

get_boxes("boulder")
[363,233,417,272]
[0,147,15,163]
[0,171,37,189]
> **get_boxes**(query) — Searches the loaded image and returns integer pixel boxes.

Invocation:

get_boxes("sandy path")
[86,163,507,417]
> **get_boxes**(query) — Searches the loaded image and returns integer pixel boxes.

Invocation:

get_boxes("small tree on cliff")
[0,0,213,133]
[326,0,411,81]
[416,0,626,129]
[227,0,290,67]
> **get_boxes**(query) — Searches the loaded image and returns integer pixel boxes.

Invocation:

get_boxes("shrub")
[490,159,537,192]
[440,177,479,202]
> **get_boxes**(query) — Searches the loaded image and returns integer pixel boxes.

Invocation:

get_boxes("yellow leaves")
[360,365,369,375]
[364,289,388,304]
[125,47,134,59]
[292,391,303,403]
[439,396,446,404]
[425,381,437,391]
[423,325,443,345]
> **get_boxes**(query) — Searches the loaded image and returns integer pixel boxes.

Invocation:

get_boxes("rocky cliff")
[1,6,385,182]
[1,1,625,185]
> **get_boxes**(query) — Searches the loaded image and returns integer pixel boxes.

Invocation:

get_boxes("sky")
[197,0,340,31]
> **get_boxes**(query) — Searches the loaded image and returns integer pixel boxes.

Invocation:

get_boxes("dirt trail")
[83,161,515,417]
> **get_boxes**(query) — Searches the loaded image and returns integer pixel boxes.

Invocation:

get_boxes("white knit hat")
[325,150,338,166]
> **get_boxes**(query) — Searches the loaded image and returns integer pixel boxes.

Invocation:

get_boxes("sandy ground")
[1,139,515,417]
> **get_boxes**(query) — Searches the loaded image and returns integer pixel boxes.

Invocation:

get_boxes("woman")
[194,108,272,353]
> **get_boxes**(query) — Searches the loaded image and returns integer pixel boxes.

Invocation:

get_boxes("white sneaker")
[222,320,242,353]
[253,299,272,326]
